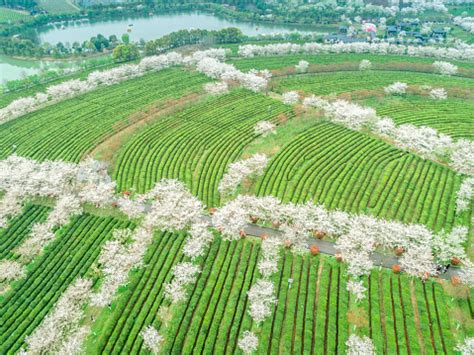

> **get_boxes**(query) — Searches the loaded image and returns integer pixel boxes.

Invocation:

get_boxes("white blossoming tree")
[433,61,458,76]
[384,82,408,95]
[359,59,372,71]
[254,121,276,137]
[141,325,163,354]
[295,60,309,73]
[346,334,376,355]
[238,331,259,354]
[282,91,300,105]
[429,88,448,100]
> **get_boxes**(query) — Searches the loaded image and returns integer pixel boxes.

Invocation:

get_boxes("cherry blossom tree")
[432,227,467,264]
[347,280,367,302]
[456,178,474,214]
[0,260,26,283]
[218,154,269,195]
[238,331,259,354]
[0,191,24,228]
[141,325,164,354]
[429,88,448,100]
[456,337,474,355]
[433,61,458,76]
[247,279,277,324]
[346,335,376,355]
[295,60,309,73]
[143,179,203,232]
[282,91,300,105]
[204,81,229,95]
[238,42,474,61]
[24,278,92,354]
[254,121,276,137]
[359,59,372,71]
[182,222,214,260]
[384,82,408,95]
[164,262,201,304]
[458,260,474,288]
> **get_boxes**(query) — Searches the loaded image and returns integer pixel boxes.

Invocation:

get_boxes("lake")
[1,11,322,84]
[37,11,317,44]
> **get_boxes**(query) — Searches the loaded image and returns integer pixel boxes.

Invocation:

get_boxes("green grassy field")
[0,51,472,354]
[0,68,209,162]
[253,121,468,233]
[364,95,474,140]
[272,70,474,95]
[83,236,472,354]
[113,89,294,206]
[0,214,133,353]
[0,7,30,24]
[231,53,474,71]
[37,0,79,14]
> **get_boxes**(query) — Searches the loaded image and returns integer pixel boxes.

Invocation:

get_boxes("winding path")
[199,215,460,281]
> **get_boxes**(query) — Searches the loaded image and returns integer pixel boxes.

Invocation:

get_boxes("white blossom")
[399,244,438,278]
[295,60,309,73]
[247,279,277,324]
[456,178,474,214]
[254,121,276,137]
[164,262,201,304]
[141,326,163,354]
[24,278,92,354]
[359,59,372,71]
[143,179,203,232]
[91,227,154,306]
[346,334,376,355]
[0,260,26,283]
[182,222,214,260]
[282,91,300,105]
[429,88,448,100]
[459,260,474,288]
[218,154,268,195]
[456,337,474,355]
[203,81,229,95]
[347,280,367,302]
[384,82,408,95]
[238,331,259,354]
[433,61,458,76]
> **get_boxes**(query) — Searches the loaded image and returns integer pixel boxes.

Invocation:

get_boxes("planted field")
[37,0,79,14]
[0,214,131,353]
[272,70,474,96]
[0,204,50,259]
[0,7,29,24]
[0,68,209,162]
[255,121,468,232]
[361,268,471,353]
[113,89,294,206]
[365,95,474,140]
[85,231,186,354]
[0,48,472,354]
[86,235,472,354]
[231,53,474,71]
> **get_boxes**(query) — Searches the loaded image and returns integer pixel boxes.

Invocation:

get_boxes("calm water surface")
[1,12,320,83]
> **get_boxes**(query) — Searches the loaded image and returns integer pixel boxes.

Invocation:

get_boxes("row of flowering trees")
[0,155,116,290]
[13,177,210,354]
[212,195,470,284]
[0,48,269,125]
[237,42,474,61]
[289,93,474,176]
[384,81,448,99]
[218,153,269,195]
[1,154,471,353]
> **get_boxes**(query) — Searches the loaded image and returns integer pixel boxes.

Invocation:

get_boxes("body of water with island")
[1,11,323,83]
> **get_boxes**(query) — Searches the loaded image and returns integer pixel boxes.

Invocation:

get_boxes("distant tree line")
[0,0,36,8]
